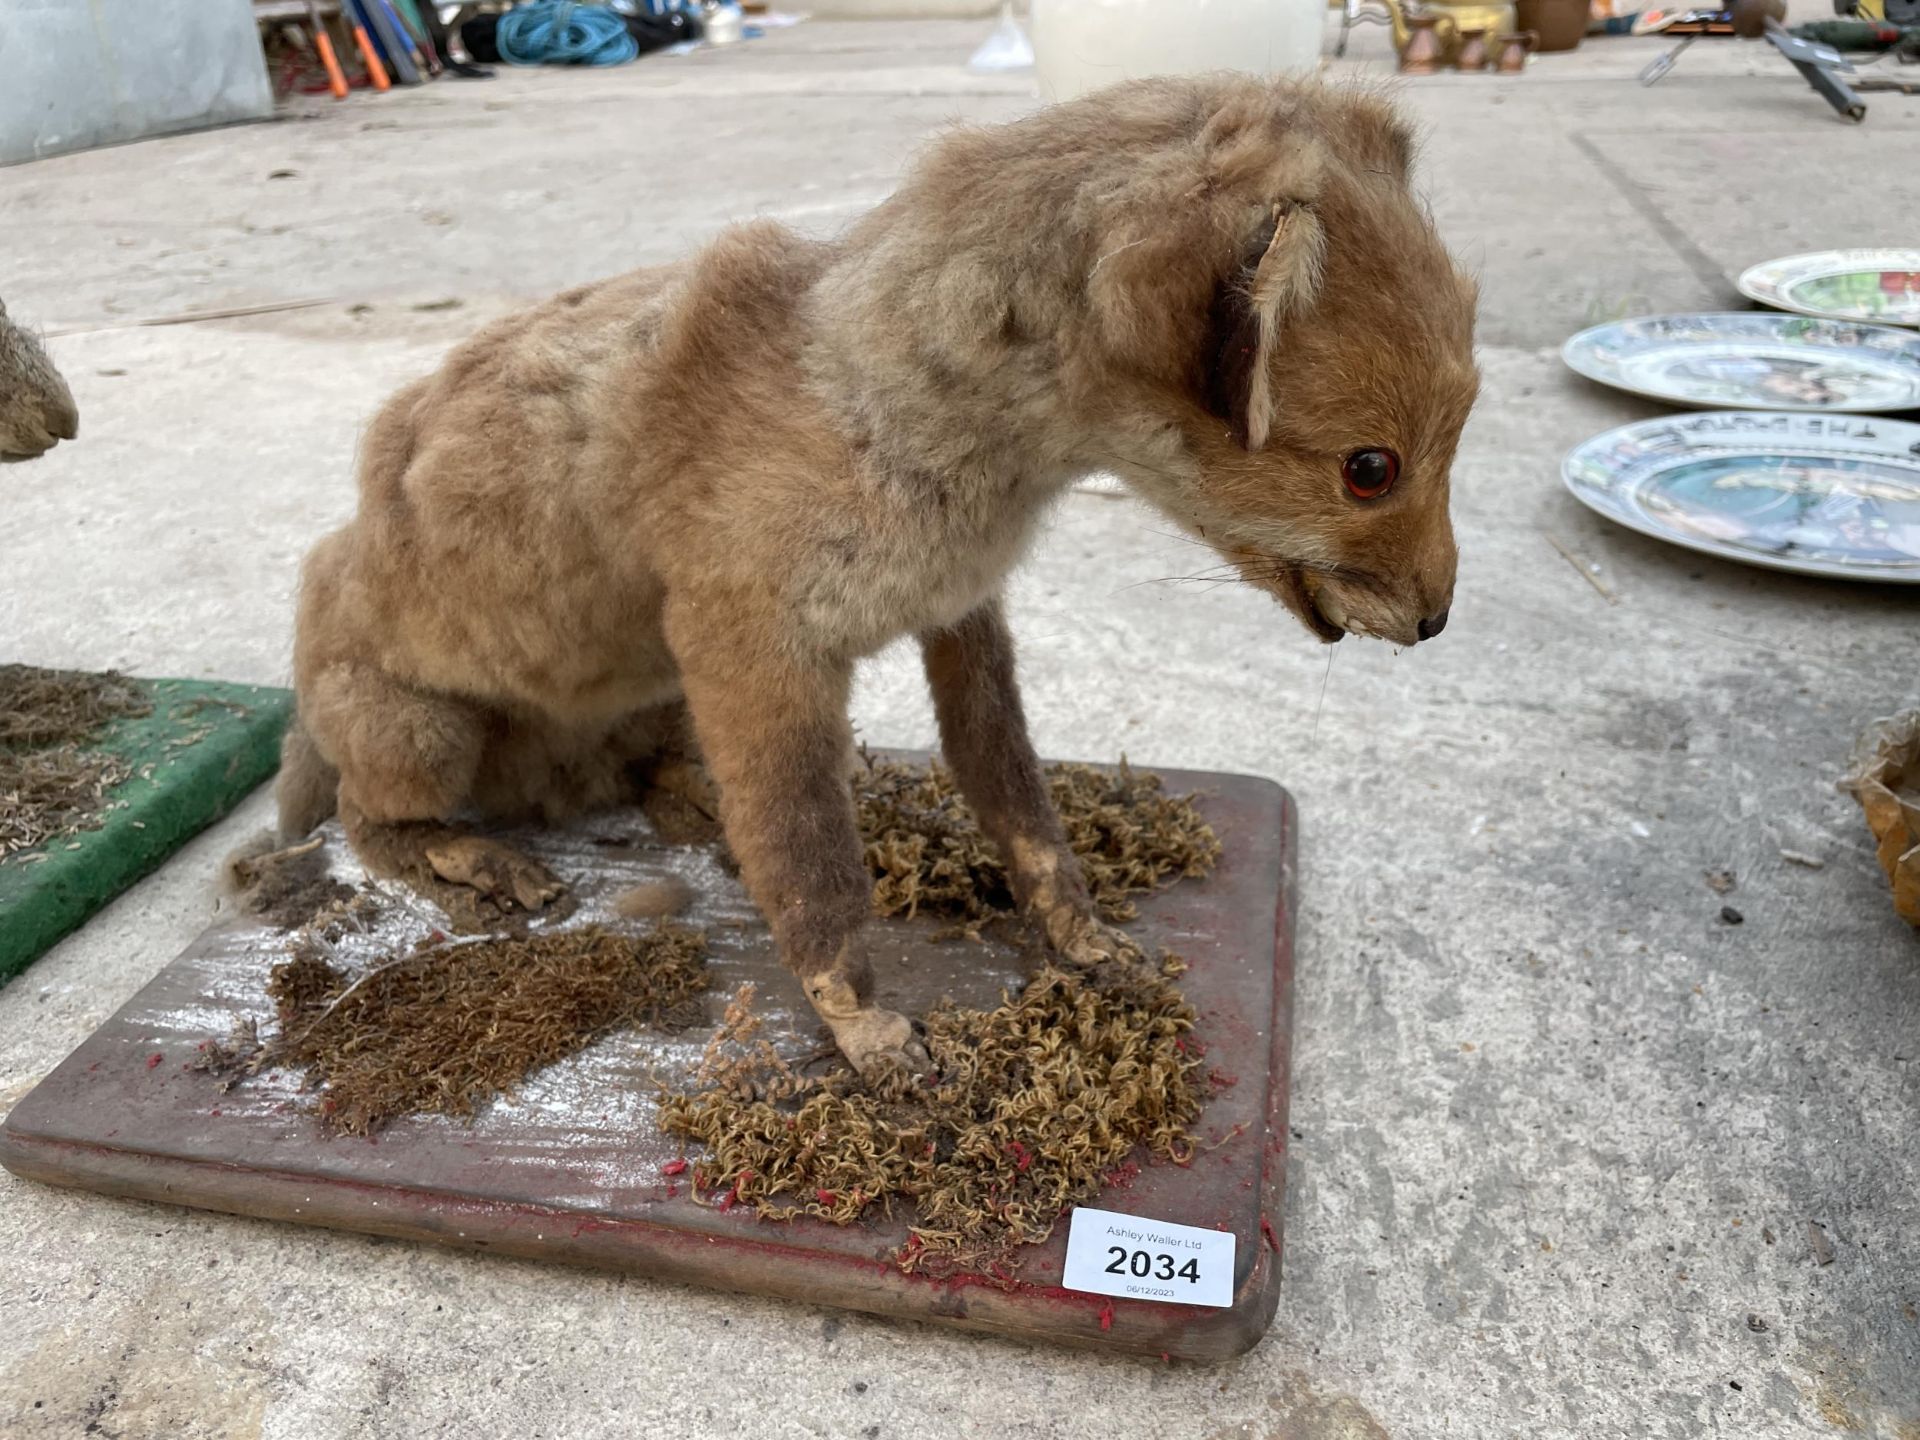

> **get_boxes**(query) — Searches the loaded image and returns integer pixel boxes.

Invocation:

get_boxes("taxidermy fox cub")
[279,75,1478,1074]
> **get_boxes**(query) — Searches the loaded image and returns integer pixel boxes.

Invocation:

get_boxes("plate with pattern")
[1562,411,1920,582]
[1561,313,1920,413]
[1739,249,1920,327]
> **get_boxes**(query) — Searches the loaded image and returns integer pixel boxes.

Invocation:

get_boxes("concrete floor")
[3,16,1918,1440]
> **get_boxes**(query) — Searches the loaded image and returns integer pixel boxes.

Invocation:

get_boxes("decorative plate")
[1561,313,1920,413]
[1562,411,1920,582]
[1738,249,1920,327]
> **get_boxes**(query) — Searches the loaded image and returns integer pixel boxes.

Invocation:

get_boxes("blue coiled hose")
[496,2,641,65]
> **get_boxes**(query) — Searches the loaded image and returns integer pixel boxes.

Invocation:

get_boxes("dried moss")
[203,752,1220,1280]
[658,954,1205,1279]
[225,837,355,929]
[855,756,1220,934]
[0,664,150,748]
[244,925,709,1136]
[652,756,1221,1278]
[0,745,135,859]
[0,665,152,860]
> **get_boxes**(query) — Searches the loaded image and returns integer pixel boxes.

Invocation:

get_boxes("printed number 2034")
[1105,1246,1201,1284]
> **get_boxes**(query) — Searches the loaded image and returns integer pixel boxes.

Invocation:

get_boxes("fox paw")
[423,836,565,912]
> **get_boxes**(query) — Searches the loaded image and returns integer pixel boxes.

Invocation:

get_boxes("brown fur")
[614,876,694,921]
[282,76,1479,1071]
[0,298,79,459]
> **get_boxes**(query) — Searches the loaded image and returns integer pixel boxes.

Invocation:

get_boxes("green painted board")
[0,679,291,983]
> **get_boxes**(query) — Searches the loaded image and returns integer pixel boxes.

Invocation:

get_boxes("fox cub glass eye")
[1341,448,1399,500]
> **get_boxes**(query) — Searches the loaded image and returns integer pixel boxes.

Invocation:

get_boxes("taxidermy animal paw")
[423,836,567,911]
[1045,907,1151,976]
[826,1004,931,1081]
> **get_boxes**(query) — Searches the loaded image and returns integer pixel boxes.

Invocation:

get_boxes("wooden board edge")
[0,1124,1276,1362]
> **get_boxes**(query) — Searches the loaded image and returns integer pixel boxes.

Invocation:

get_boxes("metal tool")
[1765,18,1868,119]
[1639,31,1700,82]
[305,0,350,98]
[342,0,393,90]
[1639,0,1871,120]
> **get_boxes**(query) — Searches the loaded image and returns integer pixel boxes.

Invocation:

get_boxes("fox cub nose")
[1416,608,1449,642]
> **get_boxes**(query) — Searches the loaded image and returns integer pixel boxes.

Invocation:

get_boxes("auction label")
[1061,1206,1235,1308]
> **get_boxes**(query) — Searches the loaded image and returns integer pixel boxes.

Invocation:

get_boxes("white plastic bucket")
[1030,0,1326,102]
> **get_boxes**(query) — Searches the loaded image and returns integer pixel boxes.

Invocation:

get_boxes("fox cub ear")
[1353,96,1420,185]
[1202,201,1326,452]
